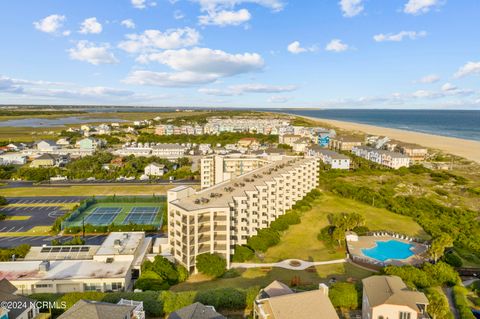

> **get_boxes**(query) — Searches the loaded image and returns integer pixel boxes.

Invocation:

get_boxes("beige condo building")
[200,154,277,189]
[168,156,319,272]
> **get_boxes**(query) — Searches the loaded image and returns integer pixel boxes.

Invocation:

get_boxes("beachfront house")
[362,276,429,319]
[308,145,350,169]
[329,136,363,151]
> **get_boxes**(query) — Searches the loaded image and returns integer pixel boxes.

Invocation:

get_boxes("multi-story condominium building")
[352,146,410,169]
[114,143,187,159]
[308,146,350,169]
[0,232,151,294]
[167,156,319,271]
[253,280,338,319]
[278,134,302,145]
[329,136,363,151]
[200,154,273,189]
[362,276,429,319]
[151,144,186,158]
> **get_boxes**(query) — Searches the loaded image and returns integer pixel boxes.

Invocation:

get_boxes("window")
[35,283,52,288]
[399,312,411,319]
[111,282,123,291]
[84,283,103,292]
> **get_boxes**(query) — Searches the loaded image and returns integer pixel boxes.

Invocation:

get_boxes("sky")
[0,0,479,109]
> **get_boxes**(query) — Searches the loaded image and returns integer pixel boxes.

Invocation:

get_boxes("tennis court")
[84,207,121,225]
[123,207,159,225]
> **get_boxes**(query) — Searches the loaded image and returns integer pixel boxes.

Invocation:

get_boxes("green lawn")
[171,262,373,292]
[261,193,428,263]
[0,184,174,197]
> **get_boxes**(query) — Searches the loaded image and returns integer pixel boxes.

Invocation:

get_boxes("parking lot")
[6,196,86,204]
[0,205,67,232]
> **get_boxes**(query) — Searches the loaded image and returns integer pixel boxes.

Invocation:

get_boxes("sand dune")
[301,116,480,163]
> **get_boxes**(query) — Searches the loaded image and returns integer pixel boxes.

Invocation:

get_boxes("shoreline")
[296,115,480,163]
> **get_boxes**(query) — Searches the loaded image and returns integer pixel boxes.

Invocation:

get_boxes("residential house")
[168,302,225,319]
[329,136,363,151]
[0,278,40,319]
[253,280,339,319]
[292,137,310,153]
[308,145,350,169]
[144,163,167,177]
[76,137,104,150]
[278,134,302,145]
[151,144,186,159]
[58,299,145,319]
[398,143,428,162]
[237,138,260,150]
[0,153,27,165]
[30,154,69,168]
[352,146,410,169]
[36,140,58,152]
[362,276,429,319]
[56,138,71,146]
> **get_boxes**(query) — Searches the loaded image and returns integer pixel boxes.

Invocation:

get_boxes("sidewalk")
[231,258,347,270]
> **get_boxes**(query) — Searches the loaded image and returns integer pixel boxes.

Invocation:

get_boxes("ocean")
[265,109,480,142]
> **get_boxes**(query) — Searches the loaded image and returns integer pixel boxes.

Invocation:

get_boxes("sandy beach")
[300,116,480,164]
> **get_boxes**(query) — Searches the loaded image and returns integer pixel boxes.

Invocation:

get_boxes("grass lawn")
[261,193,428,263]
[0,226,53,237]
[0,184,174,197]
[171,262,373,292]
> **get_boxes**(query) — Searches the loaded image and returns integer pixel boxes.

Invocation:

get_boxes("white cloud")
[193,0,285,12]
[33,14,66,34]
[79,17,103,34]
[417,74,440,83]
[339,0,364,17]
[454,61,480,78]
[199,9,251,26]
[441,82,456,92]
[325,39,349,52]
[68,41,119,65]
[131,0,157,9]
[118,28,200,53]
[124,70,218,87]
[199,83,297,95]
[287,41,306,54]
[174,10,185,20]
[404,0,443,15]
[125,47,264,87]
[268,95,291,103]
[373,30,427,42]
[121,19,136,29]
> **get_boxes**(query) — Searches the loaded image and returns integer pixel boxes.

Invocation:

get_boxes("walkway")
[231,258,347,271]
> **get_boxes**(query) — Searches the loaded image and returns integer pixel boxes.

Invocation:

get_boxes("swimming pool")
[361,240,414,262]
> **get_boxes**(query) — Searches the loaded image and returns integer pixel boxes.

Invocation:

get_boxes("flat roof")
[96,232,144,256]
[0,259,131,281]
[171,156,315,211]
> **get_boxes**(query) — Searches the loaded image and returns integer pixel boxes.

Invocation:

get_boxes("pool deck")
[347,235,428,266]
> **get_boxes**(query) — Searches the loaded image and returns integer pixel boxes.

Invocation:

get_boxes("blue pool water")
[362,240,414,262]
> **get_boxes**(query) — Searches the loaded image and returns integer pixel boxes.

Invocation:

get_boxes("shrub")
[329,283,358,310]
[452,285,476,319]
[196,288,246,310]
[270,212,300,231]
[232,245,255,262]
[161,291,196,315]
[247,228,280,252]
[442,251,463,268]
[425,288,453,319]
[135,270,169,291]
[196,253,227,278]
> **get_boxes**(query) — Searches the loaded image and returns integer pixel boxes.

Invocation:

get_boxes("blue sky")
[0,0,479,108]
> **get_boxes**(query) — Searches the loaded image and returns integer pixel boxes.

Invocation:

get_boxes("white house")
[308,146,350,170]
[0,278,40,319]
[36,140,58,152]
[0,153,27,165]
[144,163,167,177]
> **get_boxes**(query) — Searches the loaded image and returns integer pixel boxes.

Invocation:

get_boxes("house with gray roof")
[168,302,225,319]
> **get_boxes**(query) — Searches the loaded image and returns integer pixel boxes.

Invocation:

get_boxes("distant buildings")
[352,146,410,169]
[329,136,363,151]
[0,232,151,294]
[200,154,273,189]
[114,142,187,159]
[167,157,319,271]
[30,153,69,168]
[362,276,429,319]
[308,145,350,170]
[76,137,105,150]
[36,140,59,152]
[253,280,339,319]
[0,153,27,166]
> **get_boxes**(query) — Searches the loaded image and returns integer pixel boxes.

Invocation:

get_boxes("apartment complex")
[308,146,351,170]
[200,154,274,189]
[352,146,410,169]
[362,276,429,319]
[114,142,187,159]
[253,280,339,319]
[167,156,319,271]
[0,232,151,294]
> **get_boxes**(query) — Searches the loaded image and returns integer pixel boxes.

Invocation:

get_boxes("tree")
[329,283,358,310]
[196,253,226,278]
[0,196,7,206]
[425,288,452,319]
[135,270,169,291]
[429,234,454,263]
[232,245,254,262]
[332,227,345,246]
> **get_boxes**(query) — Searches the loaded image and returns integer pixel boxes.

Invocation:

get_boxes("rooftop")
[96,232,144,256]
[58,299,136,319]
[362,275,429,311]
[309,146,350,159]
[171,156,315,211]
[168,302,225,319]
